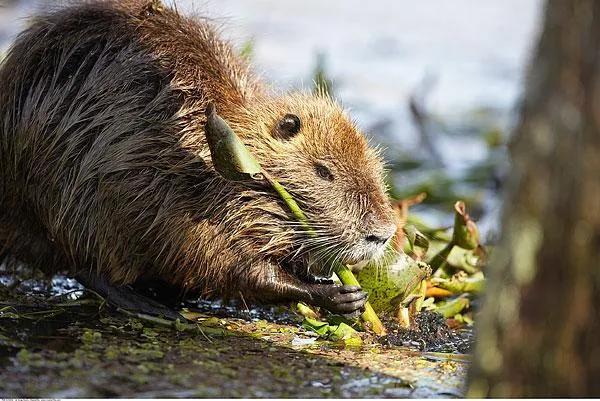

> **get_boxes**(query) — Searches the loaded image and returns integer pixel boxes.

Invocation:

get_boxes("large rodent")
[0,0,397,316]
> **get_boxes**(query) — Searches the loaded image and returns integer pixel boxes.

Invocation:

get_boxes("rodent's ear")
[273,114,301,139]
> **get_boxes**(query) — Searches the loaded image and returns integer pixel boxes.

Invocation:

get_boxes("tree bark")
[468,0,600,397]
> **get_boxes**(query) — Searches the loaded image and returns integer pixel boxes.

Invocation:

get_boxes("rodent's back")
[0,1,267,290]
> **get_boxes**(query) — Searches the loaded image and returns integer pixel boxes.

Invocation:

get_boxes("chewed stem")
[262,171,386,336]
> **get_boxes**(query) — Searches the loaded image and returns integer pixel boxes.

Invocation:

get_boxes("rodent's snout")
[364,225,396,245]
[334,207,398,266]
[363,223,397,247]
[361,211,397,247]
[341,222,397,266]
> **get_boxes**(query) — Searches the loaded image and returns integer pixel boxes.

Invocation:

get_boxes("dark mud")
[381,312,473,354]
[1,271,468,398]
[184,299,301,326]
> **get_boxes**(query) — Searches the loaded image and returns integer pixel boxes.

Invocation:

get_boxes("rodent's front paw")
[313,284,368,318]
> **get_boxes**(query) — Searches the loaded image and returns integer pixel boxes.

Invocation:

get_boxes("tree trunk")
[468,0,600,397]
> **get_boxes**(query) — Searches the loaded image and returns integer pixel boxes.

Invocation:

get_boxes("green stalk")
[429,242,455,277]
[264,173,312,232]
[430,201,480,277]
[263,172,386,335]
[434,297,469,318]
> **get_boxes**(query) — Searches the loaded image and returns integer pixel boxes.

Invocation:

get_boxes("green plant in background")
[312,52,333,96]
[428,201,481,276]
[239,39,254,61]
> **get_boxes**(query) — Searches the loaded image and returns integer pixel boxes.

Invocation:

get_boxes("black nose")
[365,233,393,244]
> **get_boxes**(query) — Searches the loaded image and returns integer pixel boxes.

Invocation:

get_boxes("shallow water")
[1,270,468,398]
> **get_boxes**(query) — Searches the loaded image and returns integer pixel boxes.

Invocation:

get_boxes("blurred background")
[0,0,544,239]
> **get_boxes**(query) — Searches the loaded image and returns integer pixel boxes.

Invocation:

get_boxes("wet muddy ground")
[0,271,468,398]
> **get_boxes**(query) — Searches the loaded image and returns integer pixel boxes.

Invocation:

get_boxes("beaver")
[0,0,397,318]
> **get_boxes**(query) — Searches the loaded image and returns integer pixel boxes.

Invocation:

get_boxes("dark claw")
[337,299,368,313]
[333,289,368,304]
[340,302,368,319]
[312,284,368,316]
[339,285,362,294]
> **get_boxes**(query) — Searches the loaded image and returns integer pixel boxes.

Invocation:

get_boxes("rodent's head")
[236,93,397,273]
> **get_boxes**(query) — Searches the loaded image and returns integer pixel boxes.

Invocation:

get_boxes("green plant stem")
[434,297,469,318]
[264,172,312,232]
[429,242,455,276]
[431,275,485,294]
[263,171,386,335]
[333,261,386,335]
[296,302,320,319]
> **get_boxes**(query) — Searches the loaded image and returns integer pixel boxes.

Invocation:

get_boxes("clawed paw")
[314,284,368,318]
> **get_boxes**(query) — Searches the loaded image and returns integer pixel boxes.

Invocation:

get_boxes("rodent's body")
[0,1,396,314]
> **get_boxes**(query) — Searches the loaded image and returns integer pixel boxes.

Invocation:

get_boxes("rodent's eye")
[274,114,301,139]
[315,163,334,181]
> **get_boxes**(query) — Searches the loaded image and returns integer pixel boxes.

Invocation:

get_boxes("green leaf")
[301,318,362,345]
[452,201,480,250]
[328,322,359,341]
[404,224,430,258]
[302,317,330,336]
[204,103,263,182]
[239,39,254,60]
[296,302,319,319]
[174,318,186,332]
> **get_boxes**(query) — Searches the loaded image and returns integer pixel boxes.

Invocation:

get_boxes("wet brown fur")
[0,0,395,304]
